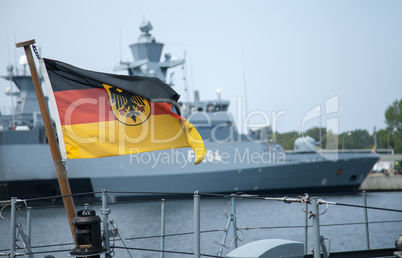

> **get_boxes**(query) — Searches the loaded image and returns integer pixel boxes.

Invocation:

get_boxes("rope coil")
[0,199,27,220]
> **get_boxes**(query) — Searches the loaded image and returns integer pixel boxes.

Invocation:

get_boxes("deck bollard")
[194,191,200,258]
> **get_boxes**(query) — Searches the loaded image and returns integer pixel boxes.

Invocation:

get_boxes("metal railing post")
[10,197,17,258]
[231,195,238,249]
[304,202,308,255]
[194,191,200,258]
[218,214,231,256]
[311,197,321,258]
[363,191,370,249]
[101,190,112,258]
[27,207,32,245]
[161,199,166,258]
[17,223,34,258]
[109,220,134,258]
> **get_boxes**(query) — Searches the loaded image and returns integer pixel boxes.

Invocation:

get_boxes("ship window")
[222,105,228,111]
[207,104,225,112]
[349,175,357,181]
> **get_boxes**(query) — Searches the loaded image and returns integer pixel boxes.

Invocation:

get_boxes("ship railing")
[1,191,401,257]
[0,112,44,131]
[286,148,393,154]
[285,148,391,163]
[285,149,394,155]
[0,106,14,116]
[318,149,393,155]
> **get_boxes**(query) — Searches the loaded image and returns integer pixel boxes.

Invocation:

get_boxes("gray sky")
[0,0,401,135]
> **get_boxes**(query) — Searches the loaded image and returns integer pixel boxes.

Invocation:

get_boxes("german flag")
[42,58,206,164]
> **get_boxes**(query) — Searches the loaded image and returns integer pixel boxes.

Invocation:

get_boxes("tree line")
[272,98,402,153]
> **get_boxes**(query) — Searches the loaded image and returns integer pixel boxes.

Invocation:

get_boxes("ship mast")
[114,21,184,84]
[6,64,15,129]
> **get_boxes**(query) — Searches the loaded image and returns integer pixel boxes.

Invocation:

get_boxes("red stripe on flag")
[150,102,183,120]
[55,88,181,126]
[55,88,112,125]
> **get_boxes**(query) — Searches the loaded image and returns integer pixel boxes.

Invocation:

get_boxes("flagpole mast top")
[15,39,36,48]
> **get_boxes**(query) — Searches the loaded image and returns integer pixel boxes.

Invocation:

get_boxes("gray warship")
[0,21,380,200]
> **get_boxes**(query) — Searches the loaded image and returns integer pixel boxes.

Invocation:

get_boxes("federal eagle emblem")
[103,84,151,126]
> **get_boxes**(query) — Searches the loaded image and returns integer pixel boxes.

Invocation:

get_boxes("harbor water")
[1,191,401,257]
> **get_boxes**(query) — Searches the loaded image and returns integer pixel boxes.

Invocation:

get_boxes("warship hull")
[0,139,379,200]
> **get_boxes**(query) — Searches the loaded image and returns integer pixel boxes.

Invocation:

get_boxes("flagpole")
[15,39,76,242]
